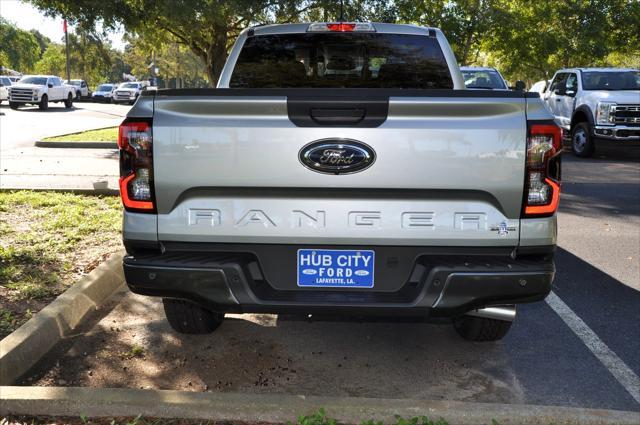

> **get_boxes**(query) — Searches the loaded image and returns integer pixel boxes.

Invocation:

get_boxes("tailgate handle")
[310,108,365,125]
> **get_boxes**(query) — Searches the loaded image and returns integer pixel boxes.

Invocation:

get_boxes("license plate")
[297,249,375,288]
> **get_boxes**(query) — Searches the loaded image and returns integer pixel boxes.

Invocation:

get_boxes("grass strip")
[42,127,118,142]
[0,190,122,338]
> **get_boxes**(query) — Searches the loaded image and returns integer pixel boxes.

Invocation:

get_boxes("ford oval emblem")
[299,139,375,174]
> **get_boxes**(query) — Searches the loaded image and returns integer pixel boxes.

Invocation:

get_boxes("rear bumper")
[123,243,554,317]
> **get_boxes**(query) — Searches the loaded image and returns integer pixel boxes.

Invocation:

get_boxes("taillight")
[523,123,562,217]
[118,119,155,212]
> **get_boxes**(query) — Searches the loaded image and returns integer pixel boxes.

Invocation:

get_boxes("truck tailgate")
[152,91,527,247]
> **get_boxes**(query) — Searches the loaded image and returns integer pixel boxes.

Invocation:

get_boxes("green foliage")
[289,410,450,425]
[481,0,640,82]
[290,408,338,425]
[0,17,41,72]
[122,34,208,88]
[23,0,640,86]
[43,127,118,142]
[35,43,66,76]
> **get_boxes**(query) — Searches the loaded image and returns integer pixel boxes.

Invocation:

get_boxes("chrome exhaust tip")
[466,305,516,322]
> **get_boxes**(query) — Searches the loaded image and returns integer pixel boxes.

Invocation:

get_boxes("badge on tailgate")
[297,249,375,288]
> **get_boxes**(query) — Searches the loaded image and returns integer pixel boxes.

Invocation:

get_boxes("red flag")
[63,19,67,33]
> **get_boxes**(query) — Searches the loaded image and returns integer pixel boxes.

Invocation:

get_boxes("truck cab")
[113,82,147,105]
[543,68,640,157]
[8,75,75,110]
[64,79,90,99]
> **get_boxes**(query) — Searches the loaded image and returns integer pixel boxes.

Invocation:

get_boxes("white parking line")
[546,291,640,405]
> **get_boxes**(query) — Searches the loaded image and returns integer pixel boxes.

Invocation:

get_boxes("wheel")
[64,93,73,109]
[162,298,224,334]
[453,315,513,342]
[571,122,595,157]
[38,95,48,111]
[9,102,19,110]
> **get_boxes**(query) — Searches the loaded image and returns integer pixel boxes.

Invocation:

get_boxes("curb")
[35,140,117,149]
[1,387,638,424]
[0,252,125,385]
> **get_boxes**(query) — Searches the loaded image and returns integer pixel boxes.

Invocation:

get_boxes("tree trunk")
[205,29,229,87]
[461,0,481,65]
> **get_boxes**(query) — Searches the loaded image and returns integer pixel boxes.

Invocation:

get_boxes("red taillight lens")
[523,123,562,217]
[118,120,155,212]
[327,23,356,32]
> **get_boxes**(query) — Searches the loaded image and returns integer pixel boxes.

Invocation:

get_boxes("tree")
[34,43,66,76]
[30,30,52,56]
[33,30,119,87]
[0,17,41,72]
[482,0,640,82]
[27,0,313,85]
[394,0,500,65]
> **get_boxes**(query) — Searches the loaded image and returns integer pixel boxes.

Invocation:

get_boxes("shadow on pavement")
[552,247,640,373]
[21,244,640,411]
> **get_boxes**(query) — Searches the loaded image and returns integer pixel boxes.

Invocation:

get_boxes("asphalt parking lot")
[0,102,128,191]
[23,140,640,412]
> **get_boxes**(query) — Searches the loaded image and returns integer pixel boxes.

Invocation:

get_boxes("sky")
[0,0,126,50]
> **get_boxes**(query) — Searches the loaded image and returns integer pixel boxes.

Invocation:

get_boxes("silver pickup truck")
[118,22,562,341]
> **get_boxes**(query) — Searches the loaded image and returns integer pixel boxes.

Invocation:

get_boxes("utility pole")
[64,19,70,81]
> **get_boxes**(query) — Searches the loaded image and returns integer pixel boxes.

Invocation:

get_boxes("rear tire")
[64,93,73,109]
[453,315,513,342]
[571,122,595,158]
[163,298,224,334]
[9,102,19,110]
[38,94,48,111]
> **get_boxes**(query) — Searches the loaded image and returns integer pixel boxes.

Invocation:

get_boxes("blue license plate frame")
[297,249,375,288]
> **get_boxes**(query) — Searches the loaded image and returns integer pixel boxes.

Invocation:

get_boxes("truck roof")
[248,22,436,36]
[556,67,639,73]
[19,74,60,78]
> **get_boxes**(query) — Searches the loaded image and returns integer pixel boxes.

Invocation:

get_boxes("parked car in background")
[542,68,640,157]
[92,83,116,103]
[113,82,147,105]
[120,22,561,342]
[529,80,550,95]
[0,76,12,104]
[7,76,21,84]
[8,75,75,110]
[460,66,510,90]
[64,79,89,99]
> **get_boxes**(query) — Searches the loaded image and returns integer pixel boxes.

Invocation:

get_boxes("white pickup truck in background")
[542,68,640,157]
[8,75,75,111]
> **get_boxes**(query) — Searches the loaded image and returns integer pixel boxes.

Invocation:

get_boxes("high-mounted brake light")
[307,22,375,32]
[118,120,155,212]
[523,123,562,217]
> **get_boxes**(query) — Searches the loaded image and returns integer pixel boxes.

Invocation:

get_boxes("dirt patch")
[29,289,523,404]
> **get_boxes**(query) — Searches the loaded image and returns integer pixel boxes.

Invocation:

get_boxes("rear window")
[461,70,507,89]
[230,33,453,89]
